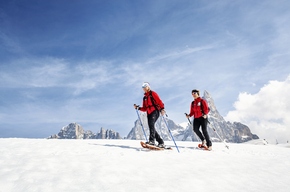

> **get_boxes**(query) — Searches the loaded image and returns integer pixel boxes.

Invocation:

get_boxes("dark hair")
[192,89,200,96]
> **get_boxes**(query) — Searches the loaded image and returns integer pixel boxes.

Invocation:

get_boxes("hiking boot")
[157,143,165,148]
[199,140,207,148]
[145,141,155,146]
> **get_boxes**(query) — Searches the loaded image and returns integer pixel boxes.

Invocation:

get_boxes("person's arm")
[202,99,209,118]
[139,98,147,112]
[187,102,194,118]
[151,91,164,111]
[151,91,166,115]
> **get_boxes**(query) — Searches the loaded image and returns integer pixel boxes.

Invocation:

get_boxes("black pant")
[193,117,212,147]
[148,110,164,144]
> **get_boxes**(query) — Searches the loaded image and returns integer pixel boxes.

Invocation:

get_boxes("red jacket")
[140,91,164,115]
[189,97,209,118]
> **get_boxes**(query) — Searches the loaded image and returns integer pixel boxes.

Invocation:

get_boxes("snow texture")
[0,139,289,192]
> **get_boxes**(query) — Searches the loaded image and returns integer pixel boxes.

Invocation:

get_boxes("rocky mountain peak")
[203,90,211,98]
[48,123,122,140]
[202,90,218,116]
[57,123,84,139]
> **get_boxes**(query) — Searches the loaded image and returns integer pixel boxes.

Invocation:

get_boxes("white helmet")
[142,82,150,88]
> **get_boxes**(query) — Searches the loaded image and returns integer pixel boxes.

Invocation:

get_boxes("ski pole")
[184,113,201,142]
[206,119,229,149]
[162,115,180,153]
[135,107,148,142]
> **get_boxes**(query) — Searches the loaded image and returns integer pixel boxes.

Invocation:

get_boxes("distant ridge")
[47,123,122,139]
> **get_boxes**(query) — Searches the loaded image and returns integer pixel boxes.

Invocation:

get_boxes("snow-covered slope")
[0,139,289,192]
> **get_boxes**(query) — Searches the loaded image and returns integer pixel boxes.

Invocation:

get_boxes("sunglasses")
[142,85,147,88]
[192,92,198,95]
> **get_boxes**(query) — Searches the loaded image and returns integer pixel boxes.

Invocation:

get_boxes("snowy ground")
[0,139,289,192]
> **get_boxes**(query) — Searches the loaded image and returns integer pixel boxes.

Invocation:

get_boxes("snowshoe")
[198,144,210,151]
[141,141,172,151]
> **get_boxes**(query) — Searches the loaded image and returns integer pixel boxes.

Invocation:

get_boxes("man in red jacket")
[134,82,166,148]
[186,89,212,150]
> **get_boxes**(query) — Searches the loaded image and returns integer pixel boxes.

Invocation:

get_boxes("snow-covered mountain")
[127,90,259,143]
[48,123,122,139]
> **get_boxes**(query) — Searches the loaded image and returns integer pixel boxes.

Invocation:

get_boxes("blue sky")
[1,0,290,141]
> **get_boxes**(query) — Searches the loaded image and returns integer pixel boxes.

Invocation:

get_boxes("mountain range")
[47,123,122,139]
[127,90,259,143]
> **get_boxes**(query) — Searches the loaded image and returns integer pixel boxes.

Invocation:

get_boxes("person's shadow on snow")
[89,143,144,151]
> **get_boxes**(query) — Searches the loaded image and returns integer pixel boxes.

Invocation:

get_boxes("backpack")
[143,91,164,112]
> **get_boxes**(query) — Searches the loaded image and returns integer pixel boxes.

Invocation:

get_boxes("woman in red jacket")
[186,89,212,150]
[134,82,166,148]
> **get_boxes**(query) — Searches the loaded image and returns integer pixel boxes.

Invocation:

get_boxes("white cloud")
[0,58,115,95]
[145,45,214,65]
[226,74,290,144]
[120,45,216,89]
[0,58,68,88]
[72,62,114,95]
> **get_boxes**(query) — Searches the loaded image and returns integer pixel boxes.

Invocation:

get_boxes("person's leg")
[153,111,164,144]
[147,112,156,143]
[201,117,212,147]
[193,118,204,142]
[148,110,164,144]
